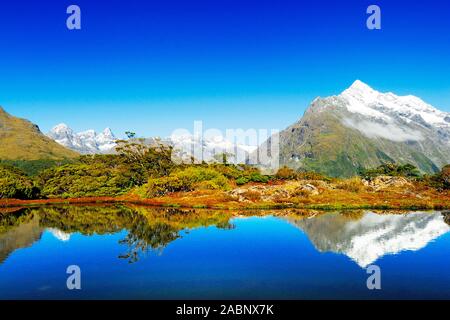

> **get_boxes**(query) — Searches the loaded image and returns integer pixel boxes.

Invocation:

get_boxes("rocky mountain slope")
[261,81,450,177]
[0,107,78,160]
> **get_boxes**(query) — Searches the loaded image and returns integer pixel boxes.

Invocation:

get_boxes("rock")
[301,184,319,195]
[362,175,413,191]
[227,181,322,202]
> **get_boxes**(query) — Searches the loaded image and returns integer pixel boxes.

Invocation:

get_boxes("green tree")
[0,164,40,199]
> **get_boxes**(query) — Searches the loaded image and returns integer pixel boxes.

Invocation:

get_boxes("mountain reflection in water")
[285,211,450,267]
[1,206,448,267]
[1,206,449,299]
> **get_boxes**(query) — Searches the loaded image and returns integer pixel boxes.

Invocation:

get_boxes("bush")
[140,176,192,197]
[0,164,39,199]
[336,177,365,193]
[241,190,261,201]
[38,162,134,198]
[275,166,298,180]
[233,171,270,185]
[296,169,329,181]
[115,139,175,183]
[207,164,245,179]
[236,177,249,185]
[424,164,450,190]
[138,166,231,198]
[248,172,270,183]
[359,162,421,180]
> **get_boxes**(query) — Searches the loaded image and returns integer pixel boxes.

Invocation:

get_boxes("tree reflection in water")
[0,205,235,263]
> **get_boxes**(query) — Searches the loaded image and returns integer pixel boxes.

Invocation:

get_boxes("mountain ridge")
[47,123,117,154]
[0,106,78,160]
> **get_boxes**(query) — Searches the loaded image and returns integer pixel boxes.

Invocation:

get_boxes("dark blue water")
[0,206,449,299]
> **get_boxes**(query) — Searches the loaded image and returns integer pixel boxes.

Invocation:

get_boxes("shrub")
[114,139,175,183]
[359,162,421,180]
[249,172,270,183]
[236,177,249,185]
[424,164,450,190]
[296,169,329,181]
[208,164,245,179]
[336,177,365,193]
[140,176,192,197]
[241,190,261,201]
[38,162,134,198]
[138,166,231,198]
[275,166,297,180]
[0,164,39,199]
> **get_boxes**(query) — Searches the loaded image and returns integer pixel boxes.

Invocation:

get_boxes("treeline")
[1,139,449,200]
[0,139,271,199]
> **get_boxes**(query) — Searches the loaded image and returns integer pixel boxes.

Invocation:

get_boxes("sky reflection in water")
[0,206,449,299]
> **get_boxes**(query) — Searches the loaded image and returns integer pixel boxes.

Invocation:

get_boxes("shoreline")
[1,194,449,211]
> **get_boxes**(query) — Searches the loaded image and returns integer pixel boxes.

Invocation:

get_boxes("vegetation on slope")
[0,164,39,199]
[276,108,442,177]
[1,131,449,210]
[0,106,78,160]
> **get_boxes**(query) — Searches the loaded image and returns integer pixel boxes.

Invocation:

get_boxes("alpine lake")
[0,204,449,299]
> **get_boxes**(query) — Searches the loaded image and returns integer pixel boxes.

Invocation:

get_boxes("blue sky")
[0,0,449,138]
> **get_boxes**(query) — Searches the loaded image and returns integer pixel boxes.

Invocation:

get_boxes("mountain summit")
[47,124,117,154]
[263,81,450,177]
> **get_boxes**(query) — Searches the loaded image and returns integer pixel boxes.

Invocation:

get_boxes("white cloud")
[342,118,424,142]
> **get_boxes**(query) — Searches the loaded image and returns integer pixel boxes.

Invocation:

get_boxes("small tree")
[115,134,175,184]
[275,166,297,180]
[213,152,234,165]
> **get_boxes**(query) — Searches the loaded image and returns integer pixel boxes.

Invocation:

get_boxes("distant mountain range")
[47,124,117,154]
[0,106,78,160]
[260,80,450,176]
[2,80,450,176]
[46,124,257,163]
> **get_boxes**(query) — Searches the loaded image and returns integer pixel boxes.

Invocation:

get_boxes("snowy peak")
[344,80,379,98]
[170,132,258,164]
[100,128,114,138]
[51,123,73,135]
[337,80,450,132]
[47,124,117,154]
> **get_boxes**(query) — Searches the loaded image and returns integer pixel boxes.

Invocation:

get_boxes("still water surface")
[0,205,449,299]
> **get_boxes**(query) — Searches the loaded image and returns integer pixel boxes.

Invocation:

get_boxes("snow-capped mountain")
[47,124,117,154]
[340,80,450,141]
[286,211,450,268]
[261,80,450,177]
[170,133,258,164]
[47,123,257,162]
